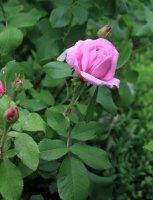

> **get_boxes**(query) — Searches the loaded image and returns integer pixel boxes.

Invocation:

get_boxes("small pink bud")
[0,81,5,96]
[105,25,112,33]
[97,25,112,38]
[5,107,19,123]
[15,78,23,85]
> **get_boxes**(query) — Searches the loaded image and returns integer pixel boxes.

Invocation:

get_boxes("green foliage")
[13,111,46,133]
[45,108,70,136]
[71,143,111,170]
[43,61,73,79]
[96,87,118,114]
[39,139,69,160]
[57,156,89,200]
[144,141,153,151]
[12,132,39,171]
[50,6,72,28]
[71,121,101,141]
[0,27,23,55]
[108,47,153,200]
[0,159,23,200]
[118,40,133,68]
[0,0,152,199]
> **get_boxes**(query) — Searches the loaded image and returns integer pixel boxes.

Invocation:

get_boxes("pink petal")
[91,38,113,47]
[81,46,90,71]
[91,55,112,79]
[66,40,84,67]
[80,71,120,88]
[66,47,77,67]
[102,46,119,80]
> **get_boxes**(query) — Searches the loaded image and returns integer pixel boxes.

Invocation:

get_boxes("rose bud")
[15,78,23,85]
[66,38,120,88]
[0,81,5,96]
[12,78,23,95]
[4,107,19,123]
[97,25,112,38]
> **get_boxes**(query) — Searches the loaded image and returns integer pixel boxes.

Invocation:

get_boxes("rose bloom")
[66,38,120,88]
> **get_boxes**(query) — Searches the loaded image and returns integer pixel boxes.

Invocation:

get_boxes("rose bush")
[0,0,152,200]
[66,38,120,88]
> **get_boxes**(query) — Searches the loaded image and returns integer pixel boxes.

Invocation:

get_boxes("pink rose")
[66,38,120,88]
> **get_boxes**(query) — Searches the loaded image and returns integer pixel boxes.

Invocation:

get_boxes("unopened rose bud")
[4,107,19,123]
[97,25,112,38]
[15,78,23,85]
[0,81,5,96]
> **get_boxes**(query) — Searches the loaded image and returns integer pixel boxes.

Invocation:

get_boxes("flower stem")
[66,129,71,148]
[64,82,86,148]
[64,83,86,118]
[0,123,10,159]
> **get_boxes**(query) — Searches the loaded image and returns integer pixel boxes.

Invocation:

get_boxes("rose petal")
[66,47,76,67]
[66,40,84,67]
[90,55,112,79]
[81,46,90,71]
[102,46,119,80]
[92,38,113,48]
[80,71,120,88]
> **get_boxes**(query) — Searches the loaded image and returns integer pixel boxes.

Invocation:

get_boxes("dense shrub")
[0,0,153,200]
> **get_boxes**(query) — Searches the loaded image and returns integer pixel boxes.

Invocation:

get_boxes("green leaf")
[46,108,69,136]
[133,24,151,37]
[21,99,46,111]
[12,110,27,132]
[31,18,60,61]
[4,149,18,158]
[0,27,23,55]
[50,6,72,28]
[85,87,98,122]
[38,160,60,172]
[18,162,33,178]
[57,50,66,62]
[96,87,118,114]
[42,75,64,88]
[71,143,111,170]
[124,69,139,83]
[4,4,24,18]
[118,40,133,68]
[0,159,23,200]
[57,156,89,200]
[119,80,134,107]
[8,8,45,28]
[21,113,46,133]
[39,139,69,161]
[13,132,39,171]
[31,89,54,106]
[76,103,87,115]
[43,61,72,79]
[72,5,88,25]
[143,141,153,151]
[71,121,101,141]
[89,173,113,200]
